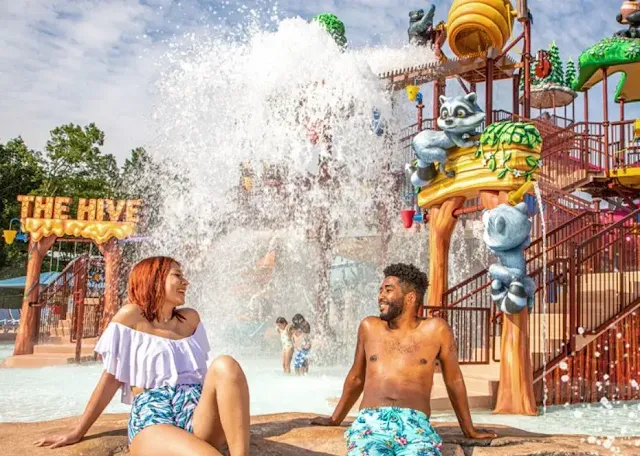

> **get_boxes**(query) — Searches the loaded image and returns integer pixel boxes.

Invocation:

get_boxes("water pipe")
[508,181,535,205]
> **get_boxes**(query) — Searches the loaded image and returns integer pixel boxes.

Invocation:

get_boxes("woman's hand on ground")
[310,416,338,426]
[33,430,83,449]
[464,428,497,439]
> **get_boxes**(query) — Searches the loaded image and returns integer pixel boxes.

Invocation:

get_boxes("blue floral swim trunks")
[344,407,443,456]
[128,384,202,443]
[293,349,310,369]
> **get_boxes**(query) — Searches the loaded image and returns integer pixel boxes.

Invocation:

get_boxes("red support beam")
[602,67,610,174]
[522,18,532,119]
[495,31,525,62]
[456,76,470,94]
[584,90,589,123]
[513,73,521,118]
[485,58,494,126]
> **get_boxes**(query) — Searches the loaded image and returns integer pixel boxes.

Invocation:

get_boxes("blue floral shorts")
[345,407,443,455]
[293,349,310,369]
[128,384,202,443]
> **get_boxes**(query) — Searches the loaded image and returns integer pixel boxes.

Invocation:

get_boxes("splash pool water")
[2,342,639,438]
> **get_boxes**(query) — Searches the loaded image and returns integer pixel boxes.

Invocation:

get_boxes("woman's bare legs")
[130,424,223,456]
[283,347,293,373]
[192,355,250,456]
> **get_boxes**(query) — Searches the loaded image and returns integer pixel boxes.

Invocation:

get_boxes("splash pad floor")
[1,342,638,438]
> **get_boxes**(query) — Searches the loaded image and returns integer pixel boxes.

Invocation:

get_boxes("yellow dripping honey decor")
[417,121,542,209]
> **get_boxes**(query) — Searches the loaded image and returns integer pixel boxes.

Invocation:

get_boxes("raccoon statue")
[408,4,437,46]
[410,93,484,187]
[483,203,536,315]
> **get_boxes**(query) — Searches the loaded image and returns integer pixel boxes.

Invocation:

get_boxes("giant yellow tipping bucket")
[447,0,516,58]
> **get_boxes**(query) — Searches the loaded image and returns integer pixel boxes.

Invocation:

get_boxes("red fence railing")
[38,258,80,344]
[574,208,640,336]
[426,306,491,364]
[443,212,599,365]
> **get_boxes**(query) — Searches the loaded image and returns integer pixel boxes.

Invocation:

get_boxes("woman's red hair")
[128,256,185,322]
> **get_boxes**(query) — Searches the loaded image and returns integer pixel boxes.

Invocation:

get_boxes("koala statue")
[483,203,536,315]
[616,10,640,39]
[408,4,437,46]
[410,92,484,187]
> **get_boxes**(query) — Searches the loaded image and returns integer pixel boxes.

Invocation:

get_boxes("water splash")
[133,14,439,361]
[534,182,549,415]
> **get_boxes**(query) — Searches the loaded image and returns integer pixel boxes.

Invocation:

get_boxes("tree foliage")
[546,42,564,86]
[0,123,165,278]
[38,123,120,198]
[312,13,347,49]
[0,138,44,275]
[565,57,577,88]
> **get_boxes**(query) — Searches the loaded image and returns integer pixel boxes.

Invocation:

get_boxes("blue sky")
[0,0,636,161]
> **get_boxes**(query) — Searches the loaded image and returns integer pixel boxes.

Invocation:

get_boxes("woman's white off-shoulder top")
[94,322,211,404]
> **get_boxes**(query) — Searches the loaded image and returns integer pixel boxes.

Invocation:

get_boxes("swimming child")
[292,320,311,375]
[275,317,293,374]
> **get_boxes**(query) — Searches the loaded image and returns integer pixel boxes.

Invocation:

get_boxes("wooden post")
[74,257,88,363]
[481,190,537,416]
[97,239,122,333]
[13,235,57,356]
[427,197,466,308]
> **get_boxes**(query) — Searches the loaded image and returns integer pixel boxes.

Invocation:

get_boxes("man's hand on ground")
[310,416,338,426]
[464,428,498,439]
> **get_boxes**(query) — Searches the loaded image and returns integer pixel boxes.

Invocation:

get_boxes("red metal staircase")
[402,110,640,406]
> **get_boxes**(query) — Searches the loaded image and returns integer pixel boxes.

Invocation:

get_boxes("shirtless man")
[311,263,496,455]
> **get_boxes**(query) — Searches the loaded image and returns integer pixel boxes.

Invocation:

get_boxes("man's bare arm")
[311,318,370,426]
[437,319,497,439]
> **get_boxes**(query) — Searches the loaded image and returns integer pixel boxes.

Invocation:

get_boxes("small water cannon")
[2,218,28,245]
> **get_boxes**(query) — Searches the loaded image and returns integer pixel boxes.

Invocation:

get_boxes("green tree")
[565,57,577,88]
[546,42,564,86]
[0,137,44,276]
[520,57,539,90]
[38,123,120,198]
[118,147,188,233]
[312,13,347,49]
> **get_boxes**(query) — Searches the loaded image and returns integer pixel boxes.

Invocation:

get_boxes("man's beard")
[380,300,403,322]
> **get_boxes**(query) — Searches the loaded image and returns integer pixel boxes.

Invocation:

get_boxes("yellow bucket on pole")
[406,85,420,102]
[2,230,17,245]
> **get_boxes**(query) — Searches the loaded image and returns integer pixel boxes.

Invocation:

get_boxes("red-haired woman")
[34,257,250,456]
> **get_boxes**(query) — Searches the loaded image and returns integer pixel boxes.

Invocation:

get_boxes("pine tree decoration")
[565,57,577,88]
[546,42,564,86]
[520,57,539,90]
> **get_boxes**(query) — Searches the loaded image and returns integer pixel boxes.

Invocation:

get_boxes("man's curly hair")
[383,263,429,304]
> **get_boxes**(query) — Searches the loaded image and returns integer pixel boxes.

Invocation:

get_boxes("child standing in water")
[293,320,312,375]
[275,317,293,374]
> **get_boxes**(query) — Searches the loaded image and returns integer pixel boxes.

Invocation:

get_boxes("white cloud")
[0,0,637,163]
